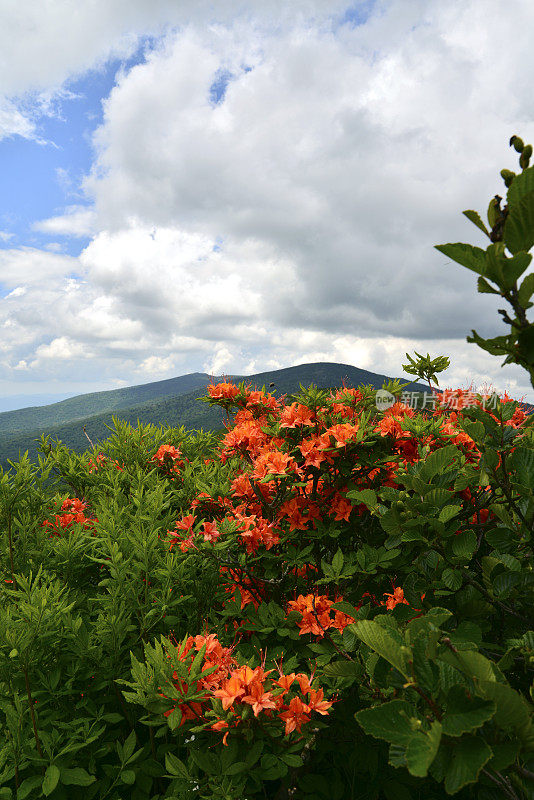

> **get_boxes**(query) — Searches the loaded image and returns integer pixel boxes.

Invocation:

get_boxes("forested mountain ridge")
[0,361,432,466]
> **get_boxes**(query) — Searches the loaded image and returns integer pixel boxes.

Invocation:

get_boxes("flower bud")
[520,144,533,169]
[500,169,515,188]
[510,135,524,152]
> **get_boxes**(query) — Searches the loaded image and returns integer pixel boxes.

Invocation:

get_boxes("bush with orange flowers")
[0,137,534,800]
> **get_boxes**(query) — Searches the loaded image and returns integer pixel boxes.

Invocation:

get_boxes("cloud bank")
[1,0,534,401]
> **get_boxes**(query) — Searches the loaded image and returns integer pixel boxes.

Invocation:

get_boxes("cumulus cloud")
[0,0,349,139]
[2,0,534,401]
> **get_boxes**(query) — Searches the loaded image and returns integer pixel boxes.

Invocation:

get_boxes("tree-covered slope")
[0,362,428,466]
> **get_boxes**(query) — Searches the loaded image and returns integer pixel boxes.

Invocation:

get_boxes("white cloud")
[0,0,350,139]
[0,230,14,242]
[33,206,96,237]
[2,1,534,402]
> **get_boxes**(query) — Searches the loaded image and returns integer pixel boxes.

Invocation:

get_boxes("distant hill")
[0,362,428,467]
[0,372,214,435]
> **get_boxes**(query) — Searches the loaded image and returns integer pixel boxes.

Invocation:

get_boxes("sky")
[1,0,534,411]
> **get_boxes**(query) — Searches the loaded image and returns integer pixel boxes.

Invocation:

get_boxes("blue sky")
[1,0,534,411]
[0,49,151,261]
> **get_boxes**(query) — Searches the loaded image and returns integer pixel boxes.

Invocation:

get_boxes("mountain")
[0,372,213,435]
[0,362,428,467]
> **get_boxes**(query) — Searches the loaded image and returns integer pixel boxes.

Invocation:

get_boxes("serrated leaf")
[442,686,496,737]
[166,706,182,730]
[463,209,489,237]
[406,721,442,777]
[355,700,418,745]
[435,243,487,276]
[504,191,534,254]
[439,649,497,684]
[322,660,362,679]
[508,164,534,205]
[452,531,476,560]
[353,620,410,677]
[477,276,499,294]
[439,505,461,523]
[442,568,462,591]
[444,736,492,795]
[478,680,533,738]
[518,273,534,306]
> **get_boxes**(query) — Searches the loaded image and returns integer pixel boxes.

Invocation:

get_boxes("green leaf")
[245,741,263,767]
[439,649,497,683]
[166,706,182,730]
[353,620,410,677]
[332,548,344,573]
[439,505,461,523]
[463,209,490,237]
[435,243,487,275]
[16,776,42,800]
[122,729,136,763]
[507,164,534,205]
[444,736,492,795]
[477,276,499,294]
[478,680,533,738]
[42,766,60,797]
[60,768,96,786]
[406,721,442,778]
[346,488,378,510]
[355,700,418,745]
[518,272,534,306]
[488,741,520,771]
[510,447,534,490]
[442,568,462,591]
[504,191,534,254]
[419,446,460,483]
[452,531,476,560]
[225,762,247,775]
[165,752,189,778]
[190,748,219,775]
[322,660,362,679]
[120,770,136,785]
[281,753,303,767]
[442,686,496,737]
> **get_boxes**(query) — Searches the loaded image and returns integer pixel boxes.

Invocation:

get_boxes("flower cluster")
[160,633,333,745]
[42,497,96,535]
[287,594,354,637]
[150,444,185,476]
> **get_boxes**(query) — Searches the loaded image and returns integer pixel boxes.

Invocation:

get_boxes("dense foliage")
[0,139,533,800]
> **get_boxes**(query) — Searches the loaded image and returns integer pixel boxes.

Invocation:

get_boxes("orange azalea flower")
[295,673,313,694]
[208,382,240,400]
[210,718,230,745]
[279,402,315,428]
[242,683,277,717]
[279,697,311,735]
[382,586,409,610]
[322,422,359,448]
[307,688,334,715]
[212,676,245,710]
[328,493,353,522]
[274,673,297,693]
